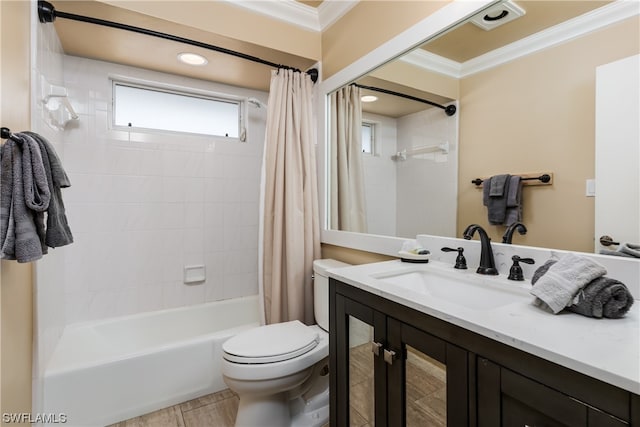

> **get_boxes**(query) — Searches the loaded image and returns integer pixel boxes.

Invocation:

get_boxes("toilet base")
[233,389,329,427]
[233,370,329,427]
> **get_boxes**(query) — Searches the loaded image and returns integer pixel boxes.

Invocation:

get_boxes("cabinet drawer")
[502,368,587,426]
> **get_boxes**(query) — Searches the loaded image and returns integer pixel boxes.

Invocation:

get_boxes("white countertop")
[329,259,640,394]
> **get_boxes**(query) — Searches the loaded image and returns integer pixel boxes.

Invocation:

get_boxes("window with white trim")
[113,82,242,138]
[362,122,375,155]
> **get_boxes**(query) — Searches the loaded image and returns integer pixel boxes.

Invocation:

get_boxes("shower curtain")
[330,85,367,233]
[259,69,321,325]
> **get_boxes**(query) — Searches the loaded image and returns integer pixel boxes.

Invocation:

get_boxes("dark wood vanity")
[329,278,640,426]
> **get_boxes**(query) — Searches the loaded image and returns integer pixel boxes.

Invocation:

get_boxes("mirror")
[326,0,639,253]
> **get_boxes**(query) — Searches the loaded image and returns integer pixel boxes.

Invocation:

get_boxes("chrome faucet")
[502,222,527,244]
[463,224,499,275]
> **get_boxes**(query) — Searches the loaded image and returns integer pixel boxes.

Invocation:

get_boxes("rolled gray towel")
[532,259,634,318]
[570,276,634,319]
[618,242,640,258]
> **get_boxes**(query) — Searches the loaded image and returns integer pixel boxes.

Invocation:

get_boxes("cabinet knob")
[384,349,397,365]
[371,341,383,356]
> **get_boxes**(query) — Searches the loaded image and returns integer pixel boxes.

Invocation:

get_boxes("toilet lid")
[223,320,319,364]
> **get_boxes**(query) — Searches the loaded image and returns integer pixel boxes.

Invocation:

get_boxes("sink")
[373,267,529,311]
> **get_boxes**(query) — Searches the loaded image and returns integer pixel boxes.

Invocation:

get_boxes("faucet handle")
[508,255,535,281]
[441,247,467,269]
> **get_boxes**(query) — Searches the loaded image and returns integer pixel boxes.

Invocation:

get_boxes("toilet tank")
[313,259,351,331]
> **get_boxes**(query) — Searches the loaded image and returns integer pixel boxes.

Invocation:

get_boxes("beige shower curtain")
[330,86,367,233]
[261,69,321,325]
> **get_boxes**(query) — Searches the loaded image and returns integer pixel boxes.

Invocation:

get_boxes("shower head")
[247,97,267,109]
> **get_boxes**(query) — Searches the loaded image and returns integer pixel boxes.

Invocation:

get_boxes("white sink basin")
[373,267,529,311]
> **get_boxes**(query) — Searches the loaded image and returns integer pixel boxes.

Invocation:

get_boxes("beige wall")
[321,244,394,265]
[457,17,640,252]
[322,0,450,79]
[0,1,33,422]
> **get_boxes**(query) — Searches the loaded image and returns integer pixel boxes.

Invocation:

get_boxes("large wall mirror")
[322,0,639,254]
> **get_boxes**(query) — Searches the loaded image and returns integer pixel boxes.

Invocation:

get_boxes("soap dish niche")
[184,265,206,284]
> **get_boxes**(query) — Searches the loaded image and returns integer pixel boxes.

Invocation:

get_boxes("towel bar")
[472,173,553,187]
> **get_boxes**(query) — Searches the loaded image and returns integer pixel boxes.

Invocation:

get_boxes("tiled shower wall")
[396,104,459,238]
[60,56,266,325]
[31,4,67,409]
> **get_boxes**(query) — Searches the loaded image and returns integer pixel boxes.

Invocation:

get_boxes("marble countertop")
[329,259,640,394]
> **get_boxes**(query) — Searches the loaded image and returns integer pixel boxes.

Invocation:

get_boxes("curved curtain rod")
[352,83,456,116]
[36,1,319,83]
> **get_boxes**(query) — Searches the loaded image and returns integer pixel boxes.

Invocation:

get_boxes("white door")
[595,54,640,253]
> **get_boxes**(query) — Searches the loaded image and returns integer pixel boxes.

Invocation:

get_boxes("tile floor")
[109,389,239,427]
[112,344,445,427]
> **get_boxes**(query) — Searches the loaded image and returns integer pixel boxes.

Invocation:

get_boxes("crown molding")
[399,48,462,78]
[224,0,321,31]
[317,0,359,31]
[400,0,639,79]
[223,0,358,32]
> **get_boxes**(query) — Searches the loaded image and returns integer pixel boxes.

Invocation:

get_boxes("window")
[113,82,242,138]
[362,122,375,154]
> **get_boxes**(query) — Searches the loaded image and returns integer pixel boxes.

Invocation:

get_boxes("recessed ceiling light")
[178,52,208,66]
[361,95,378,103]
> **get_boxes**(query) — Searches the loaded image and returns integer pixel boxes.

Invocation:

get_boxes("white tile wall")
[58,55,266,324]
[396,104,458,238]
[362,113,397,236]
[31,3,68,413]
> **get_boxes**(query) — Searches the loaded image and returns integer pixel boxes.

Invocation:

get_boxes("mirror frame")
[317,0,495,256]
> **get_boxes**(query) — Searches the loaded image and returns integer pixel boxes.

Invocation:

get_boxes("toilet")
[221,259,349,427]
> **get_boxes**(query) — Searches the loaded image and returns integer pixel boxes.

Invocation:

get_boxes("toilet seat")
[223,320,319,364]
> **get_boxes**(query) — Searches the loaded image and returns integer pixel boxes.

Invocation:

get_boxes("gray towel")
[504,175,522,226]
[618,242,640,258]
[483,174,511,225]
[533,259,634,318]
[489,174,509,197]
[25,132,73,248]
[599,249,637,258]
[530,253,607,313]
[0,139,44,262]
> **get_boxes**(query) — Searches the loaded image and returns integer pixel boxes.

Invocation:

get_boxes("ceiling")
[50,1,319,92]
[48,0,615,109]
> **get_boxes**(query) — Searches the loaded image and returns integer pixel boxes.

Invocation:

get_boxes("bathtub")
[42,295,261,427]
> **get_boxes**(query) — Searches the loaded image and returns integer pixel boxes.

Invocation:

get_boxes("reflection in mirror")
[348,316,375,425]
[405,345,446,426]
[327,1,639,253]
[329,78,459,239]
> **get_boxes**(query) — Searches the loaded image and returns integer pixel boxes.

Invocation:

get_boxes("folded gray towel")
[530,253,607,313]
[490,174,509,197]
[599,249,637,258]
[25,132,73,248]
[532,259,634,318]
[618,242,640,258]
[504,175,522,226]
[483,174,511,225]
[0,139,44,262]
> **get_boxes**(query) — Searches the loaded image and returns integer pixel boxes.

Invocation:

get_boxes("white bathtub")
[42,295,261,427]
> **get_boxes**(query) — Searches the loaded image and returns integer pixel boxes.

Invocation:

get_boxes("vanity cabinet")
[329,278,640,427]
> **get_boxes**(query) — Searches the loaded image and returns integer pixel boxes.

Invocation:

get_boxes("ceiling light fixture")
[470,0,525,31]
[177,52,208,66]
[361,95,378,103]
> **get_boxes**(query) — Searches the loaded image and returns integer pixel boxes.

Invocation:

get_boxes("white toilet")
[222,259,349,427]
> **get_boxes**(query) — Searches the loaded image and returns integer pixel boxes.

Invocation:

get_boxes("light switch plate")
[586,179,596,197]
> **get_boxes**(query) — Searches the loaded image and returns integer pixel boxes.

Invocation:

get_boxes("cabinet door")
[333,295,386,427]
[387,319,469,427]
[477,357,591,427]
